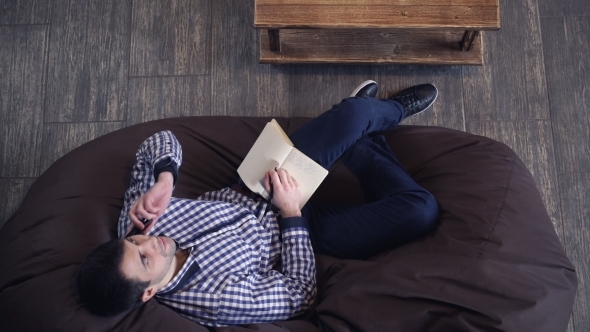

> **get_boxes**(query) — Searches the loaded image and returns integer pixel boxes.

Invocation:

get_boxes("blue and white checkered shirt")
[117,131,316,327]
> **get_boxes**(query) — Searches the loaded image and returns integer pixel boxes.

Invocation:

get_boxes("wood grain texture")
[127,76,211,125]
[462,0,548,121]
[558,172,590,332]
[45,0,131,122]
[0,0,51,24]
[40,122,125,174]
[0,25,47,178]
[378,68,465,131]
[0,178,36,229]
[541,17,590,173]
[259,28,484,65]
[255,0,500,30]
[211,0,292,116]
[130,0,211,76]
[466,121,564,245]
[538,0,590,17]
[286,65,379,117]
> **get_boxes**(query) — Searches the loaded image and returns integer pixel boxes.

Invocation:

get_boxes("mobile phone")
[128,218,152,236]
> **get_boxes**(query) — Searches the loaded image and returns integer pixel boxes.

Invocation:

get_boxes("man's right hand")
[128,172,174,234]
[264,168,302,218]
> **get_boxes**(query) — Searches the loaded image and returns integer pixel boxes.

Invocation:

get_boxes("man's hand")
[264,168,302,218]
[129,172,174,234]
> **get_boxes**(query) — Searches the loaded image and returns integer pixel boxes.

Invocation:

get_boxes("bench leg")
[268,29,281,52]
[460,30,480,52]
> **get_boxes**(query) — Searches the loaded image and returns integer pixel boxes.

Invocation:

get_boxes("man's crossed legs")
[290,81,439,259]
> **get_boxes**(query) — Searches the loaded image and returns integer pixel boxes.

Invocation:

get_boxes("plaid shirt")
[117,131,316,327]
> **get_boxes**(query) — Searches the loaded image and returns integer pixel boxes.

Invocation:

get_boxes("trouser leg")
[303,135,439,259]
[289,97,405,169]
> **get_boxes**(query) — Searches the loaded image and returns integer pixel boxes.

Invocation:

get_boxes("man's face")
[120,235,177,287]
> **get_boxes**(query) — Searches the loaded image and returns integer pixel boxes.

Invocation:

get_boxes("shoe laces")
[396,94,419,109]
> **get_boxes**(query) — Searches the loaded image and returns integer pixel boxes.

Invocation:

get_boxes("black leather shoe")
[350,80,378,98]
[389,84,438,118]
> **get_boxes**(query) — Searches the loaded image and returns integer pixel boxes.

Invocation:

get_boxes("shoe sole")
[350,80,377,98]
[408,85,439,118]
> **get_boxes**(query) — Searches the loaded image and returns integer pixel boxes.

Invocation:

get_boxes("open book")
[237,119,329,208]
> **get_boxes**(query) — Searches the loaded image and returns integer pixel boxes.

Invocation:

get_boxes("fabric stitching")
[476,158,516,259]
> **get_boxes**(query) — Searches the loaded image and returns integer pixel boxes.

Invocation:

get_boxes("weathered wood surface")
[538,0,590,17]
[260,29,484,65]
[462,0,548,121]
[211,0,292,116]
[541,17,590,173]
[45,0,131,122]
[130,0,211,76]
[0,0,51,24]
[0,26,48,178]
[127,77,211,125]
[255,0,500,30]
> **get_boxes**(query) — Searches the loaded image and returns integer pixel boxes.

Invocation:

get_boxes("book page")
[237,120,294,199]
[281,148,329,208]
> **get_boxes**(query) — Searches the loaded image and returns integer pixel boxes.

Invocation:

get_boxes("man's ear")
[141,286,157,303]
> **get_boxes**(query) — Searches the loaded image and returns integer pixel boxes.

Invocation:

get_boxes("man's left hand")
[128,172,174,234]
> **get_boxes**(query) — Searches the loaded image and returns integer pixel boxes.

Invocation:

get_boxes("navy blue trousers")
[289,97,439,259]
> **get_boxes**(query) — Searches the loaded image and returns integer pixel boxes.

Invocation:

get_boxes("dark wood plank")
[127,76,211,125]
[286,65,378,117]
[378,68,465,131]
[211,0,292,116]
[541,17,590,173]
[462,0,549,121]
[558,172,590,332]
[45,0,131,122]
[259,28,484,65]
[0,178,36,229]
[538,0,590,17]
[40,122,125,174]
[466,121,564,245]
[255,0,500,30]
[0,25,47,178]
[130,0,211,76]
[0,0,51,24]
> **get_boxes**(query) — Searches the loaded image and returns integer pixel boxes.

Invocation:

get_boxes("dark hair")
[76,239,150,316]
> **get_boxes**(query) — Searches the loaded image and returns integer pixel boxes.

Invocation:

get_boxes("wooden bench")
[254,0,500,65]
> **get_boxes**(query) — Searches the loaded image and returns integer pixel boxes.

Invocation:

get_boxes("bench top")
[255,0,500,30]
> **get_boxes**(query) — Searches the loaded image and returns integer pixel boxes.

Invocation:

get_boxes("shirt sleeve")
[117,131,182,238]
[216,224,316,326]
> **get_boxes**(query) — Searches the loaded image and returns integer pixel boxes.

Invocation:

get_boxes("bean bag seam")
[477,158,516,258]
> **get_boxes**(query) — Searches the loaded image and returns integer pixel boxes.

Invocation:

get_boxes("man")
[76,80,439,327]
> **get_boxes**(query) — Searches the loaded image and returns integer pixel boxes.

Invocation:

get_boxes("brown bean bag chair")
[0,117,576,332]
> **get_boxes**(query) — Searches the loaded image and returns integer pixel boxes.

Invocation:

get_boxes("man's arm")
[218,232,316,325]
[117,131,182,238]
[218,228,316,325]
[215,168,316,325]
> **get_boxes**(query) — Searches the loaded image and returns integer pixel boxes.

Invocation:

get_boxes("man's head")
[76,235,177,316]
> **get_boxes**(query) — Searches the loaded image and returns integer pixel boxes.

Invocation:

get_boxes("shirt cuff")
[154,158,178,185]
[279,216,310,232]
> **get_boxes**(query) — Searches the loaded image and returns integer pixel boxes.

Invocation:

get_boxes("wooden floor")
[0,0,588,330]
